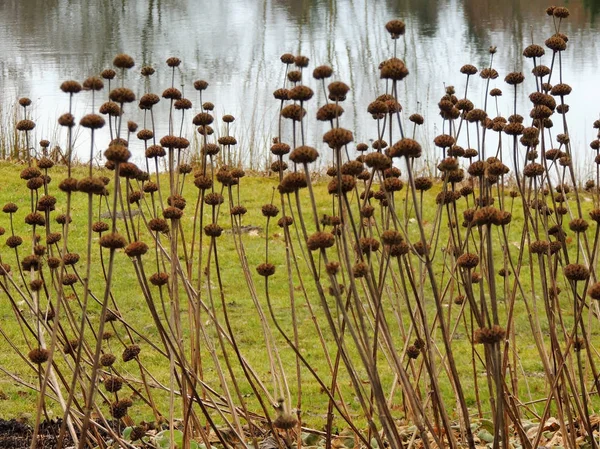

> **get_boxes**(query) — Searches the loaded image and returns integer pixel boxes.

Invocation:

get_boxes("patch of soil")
[0,419,74,449]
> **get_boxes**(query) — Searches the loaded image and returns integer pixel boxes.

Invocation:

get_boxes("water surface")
[0,0,599,171]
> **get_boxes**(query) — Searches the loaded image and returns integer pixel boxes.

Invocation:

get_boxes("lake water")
[1,0,599,173]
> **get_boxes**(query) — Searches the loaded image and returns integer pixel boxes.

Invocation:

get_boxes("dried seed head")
[389,138,421,158]
[58,113,75,127]
[328,81,350,101]
[409,113,424,125]
[256,263,276,277]
[479,68,498,79]
[460,64,477,75]
[364,152,392,170]
[457,253,479,269]
[307,232,335,251]
[28,348,50,364]
[505,72,525,85]
[60,80,82,94]
[204,192,224,206]
[100,233,127,249]
[474,325,506,344]
[313,65,333,79]
[125,241,149,257]
[352,262,369,278]
[380,57,409,80]
[109,87,136,103]
[278,216,293,228]
[204,224,223,237]
[290,146,319,164]
[553,6,569,18]
[123,344,141,362]
[287,70,302,83]
[569,218,589,233]
[523,44,545,58]
[22,254,42,271]
[105,144,131,163]
[385,19,406,38]
[261,204,279,218]
[564,263,589,281]
[150,272,169,286]
[193,79,209,91]
[323,128,354,149]
[358,237,380,254]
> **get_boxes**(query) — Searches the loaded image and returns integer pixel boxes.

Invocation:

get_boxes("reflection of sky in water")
[0,0,598,172]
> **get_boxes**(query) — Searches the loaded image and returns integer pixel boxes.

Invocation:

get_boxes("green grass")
[0,159,599,434]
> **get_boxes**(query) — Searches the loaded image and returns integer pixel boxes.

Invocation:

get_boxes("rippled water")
[0,0,599,170]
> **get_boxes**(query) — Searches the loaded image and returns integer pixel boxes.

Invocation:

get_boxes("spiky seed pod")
[21,255,42,271]
[455,99,474,112]
[371,139,387,150]
[278,173,307,194]
[280,104,306,121]
[79,113,105,130]
[124,241,149,257]
[433,134,455,148]
[287,70,302,83]
[204,193,224,206]
[384,166,401,178]
[252,262,276,278]
[294,55,309,68]
[103,376,124,393]
[529,240,550,255]
[28,348,50,364]
[289,146,319,164]
[523,163,544,178]
[30,278,44,291]
[323,261,340,276]
[138,93,160,110]
[192,175,212,191]
[109,87,136,103]
[385,19,406,38]
[104,144,131,163]
[382,178,402,193]
[551,83,572,97]
[381,230,403,246]
[341,160,364,176]
[545,35,566,52]
[306,232,335,251]
[26,177,43,190]
[38,157,54,169]
[325,175,355,194]
[99,354,116,368]
[316,103,344,122]
[273,88,289,101]
[408,113,424,125]
[405,345,420,359]
[230,205,247,216]
[460,64,477,75]
[474,325,506,344]
[110,401,129,419]
[569,218,589,233]
[277,216,293,229]
[201,224,221,238]
[326,81,349,102]
[55,214,72,225]
[588,283,600,300]
[358,237,380,255]
[553,6,569,18]
[122,344,141,362]
[437,157,459,172]
[61,253,80,266]
[61,274,78,286]
[58,113,75,127]
[99,101,121,117]
[504,72,525,85]
[161,206,182,220]
[147,218,169,234]
[564,263,590,281]
[16,119,36,131]
[389,138,422,158]
[523,44,545,58]
[352,262,369,278]
[60,80,82,94]
[289,85,314,102]
[90,221,109,234]
[312,65,334,81]
[412,177,432,191]
[3,202,19,213]
[261,204,279,218]
[466,109,487,123]
[489,88,502,97]
[479,68,498,79]
[456,253,479,269]
[380,57,409,80]
[149,272,169,286]
[411,241,429,256]
[113,53,134,69]
[193,112,214,127]
[100,233,127,249]
[193,80,209,92]
[19,97,32,107]
[364,152,391,170]
[218,136,237,146]
[140,65,155,77]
